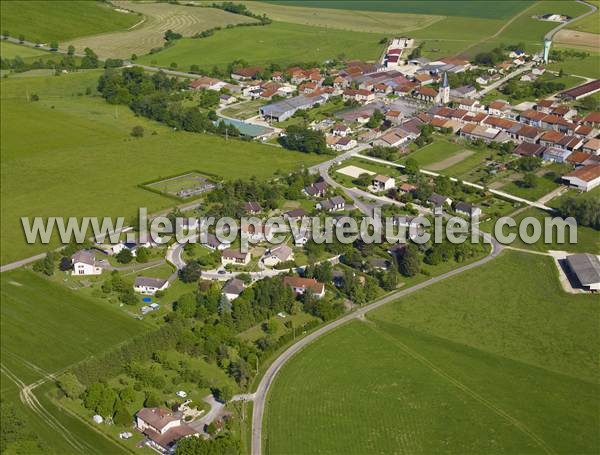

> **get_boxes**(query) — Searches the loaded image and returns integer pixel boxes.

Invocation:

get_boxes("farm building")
[260,95,328,122]
[231,66,263,80]
[558,80,600,101]
[565,254,600,291]
[562,164,600,191]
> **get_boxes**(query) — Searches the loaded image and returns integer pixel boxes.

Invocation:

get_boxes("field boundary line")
[455,1,540,57]
[369,325,558,455]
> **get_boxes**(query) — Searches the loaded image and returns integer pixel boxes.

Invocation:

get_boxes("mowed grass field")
[0,269,148,454]
[138,21,385,70]
[66,0,258,59]
[236,1,443,34]
[263,1,532,19]
[265,252,599,455]
[0,0,139,43]
[0,70,326,264]
[1,269,150,384]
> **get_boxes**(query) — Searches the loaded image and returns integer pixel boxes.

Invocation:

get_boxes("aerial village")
[16,34,600,454]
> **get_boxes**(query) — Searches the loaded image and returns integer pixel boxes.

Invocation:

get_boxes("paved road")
[476,62,535,98]
[250,232,503,455]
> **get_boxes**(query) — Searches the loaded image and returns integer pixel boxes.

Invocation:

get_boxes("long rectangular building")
[260,95,328,122]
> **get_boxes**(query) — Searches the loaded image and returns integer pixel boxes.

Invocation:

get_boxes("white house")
[222,278,245,301]
[221,249,251,266]
[372,175,396,192]
[134,277,169,295]
[135,407,197,454]
[454,201,482,218]
[203,233,230,251]
[71,250,106,275]
[332,136,357,152]
[562,164,600,191]
[283,276,325,298]
[332,124,351,137]
[241,224,272,243]
[263,244,294,267]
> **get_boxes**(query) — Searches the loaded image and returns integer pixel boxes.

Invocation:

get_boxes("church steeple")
[441,71,450,104]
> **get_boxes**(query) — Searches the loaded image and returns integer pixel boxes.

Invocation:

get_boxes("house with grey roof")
[71,250,108,276]
[317,196,345,212]
[260,95,328,122]
[222,278,245,300]
[134,277,169,295]
[565,253,600,291]
[263,244,294,267]
[454,201,482,218]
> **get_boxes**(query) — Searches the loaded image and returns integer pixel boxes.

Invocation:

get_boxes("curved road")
[251,232,503,455]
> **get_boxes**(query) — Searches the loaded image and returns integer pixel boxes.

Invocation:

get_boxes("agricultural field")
[565,0,600,34]
[65,1,258,59]
[1,41,50,60]
[0,70,327,264]
[554,29,600,51]
[0,0,139,44]
[262,1,533,19]
[265,251,599,455]
[0,268,151,454]
[138,21,385,71]
[1,269,150,383]
[235,1,443,34]
[493,1,591,48]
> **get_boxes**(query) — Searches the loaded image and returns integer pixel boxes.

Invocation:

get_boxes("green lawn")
[0,70,326,264]
[547,49,600,79]
[401,139,468,169]
[138,21,385,70]
[439,147,494,178]
[0,1,139,43]
[265,251,599,454]
[498,207,600,254]
[499,172,562,200]
[548,186,600,208]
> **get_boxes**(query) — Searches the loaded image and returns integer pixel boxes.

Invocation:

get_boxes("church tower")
[440,72,450,104]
